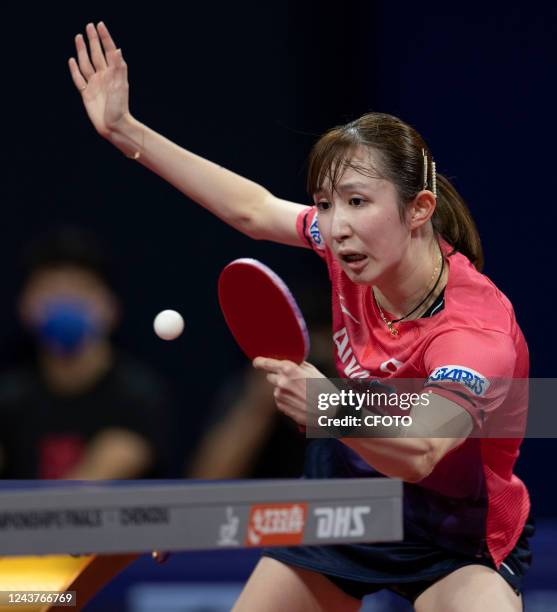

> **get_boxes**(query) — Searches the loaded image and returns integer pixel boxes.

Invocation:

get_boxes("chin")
[350,274,375,286]
[343,263,376,286]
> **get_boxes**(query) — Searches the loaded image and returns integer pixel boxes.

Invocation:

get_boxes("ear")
[407,190,436,230]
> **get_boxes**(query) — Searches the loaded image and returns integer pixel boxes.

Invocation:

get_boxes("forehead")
[24,265,108,295]
[314,146,386,196]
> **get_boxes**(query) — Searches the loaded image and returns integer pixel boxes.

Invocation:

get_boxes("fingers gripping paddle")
[218,259,310,364]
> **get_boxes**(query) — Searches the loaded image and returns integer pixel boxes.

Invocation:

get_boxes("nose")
[330,204,353,243]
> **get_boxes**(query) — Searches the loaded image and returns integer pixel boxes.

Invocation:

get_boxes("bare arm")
[63,428,153,479]
[253,357,474,484]
[187,372,277,479]
[68,22,308,247]
[341,394,474,482]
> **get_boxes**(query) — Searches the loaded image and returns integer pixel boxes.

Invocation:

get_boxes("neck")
[39,340,113,395]
[374,238,445,320]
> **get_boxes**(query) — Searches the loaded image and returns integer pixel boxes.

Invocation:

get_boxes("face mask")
[34,300,100,356]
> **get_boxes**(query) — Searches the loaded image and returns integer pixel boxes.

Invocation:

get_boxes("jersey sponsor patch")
[427,365,489,397]
[308,214,325,250]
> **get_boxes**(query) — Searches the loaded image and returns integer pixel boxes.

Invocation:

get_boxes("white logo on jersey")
[333,327,370,378]
[380,358,404,373]
[338,293,360,325]
[314,506,371,539]
[309,215,325,250]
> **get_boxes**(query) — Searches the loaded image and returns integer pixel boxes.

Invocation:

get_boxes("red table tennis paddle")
[218,258,310,364]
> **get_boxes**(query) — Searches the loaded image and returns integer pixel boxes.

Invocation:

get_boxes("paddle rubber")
[218,258,310,363]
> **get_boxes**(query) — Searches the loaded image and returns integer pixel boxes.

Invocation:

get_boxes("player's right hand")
[68,22,130,139]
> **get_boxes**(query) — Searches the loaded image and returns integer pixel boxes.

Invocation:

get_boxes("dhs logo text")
[314,506,371,539]
[428,365,489,397]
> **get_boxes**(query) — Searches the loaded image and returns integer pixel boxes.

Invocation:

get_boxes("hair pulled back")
[307,112,483,271]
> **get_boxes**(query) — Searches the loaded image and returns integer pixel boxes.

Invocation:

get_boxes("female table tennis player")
[69,22,533,611]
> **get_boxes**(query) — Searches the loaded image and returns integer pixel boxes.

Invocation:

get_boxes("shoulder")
[422,250,528,378]
[443,250,519,335]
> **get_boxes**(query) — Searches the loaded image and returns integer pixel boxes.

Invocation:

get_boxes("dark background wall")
[0,3,555,513]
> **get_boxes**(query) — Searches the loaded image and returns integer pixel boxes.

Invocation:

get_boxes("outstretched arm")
[254,357,473,483]
[68,22,308,247]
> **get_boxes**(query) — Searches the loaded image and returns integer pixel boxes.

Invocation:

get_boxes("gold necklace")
[374,250,445,337]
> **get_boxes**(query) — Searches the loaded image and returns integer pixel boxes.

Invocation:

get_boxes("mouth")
[338,252,368,272]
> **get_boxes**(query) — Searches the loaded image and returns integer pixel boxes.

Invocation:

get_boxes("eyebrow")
[314,181,372,196]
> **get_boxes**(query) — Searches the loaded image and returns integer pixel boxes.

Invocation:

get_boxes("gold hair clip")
[422,148,428,191]
[422,148,437,197]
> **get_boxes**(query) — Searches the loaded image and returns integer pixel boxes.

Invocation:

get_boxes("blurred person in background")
[0,227,172,479]
[187,368,304,479]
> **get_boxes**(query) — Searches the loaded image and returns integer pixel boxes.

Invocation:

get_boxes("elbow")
[231,207,265,240]
[403,460,434,484]
[403,464,432,484]
[239,192,276,240]
[402,444,437,484]
[241,214,265,240]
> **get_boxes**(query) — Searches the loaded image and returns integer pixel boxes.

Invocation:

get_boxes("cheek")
[357,212,393,243]
[357,212,408,255]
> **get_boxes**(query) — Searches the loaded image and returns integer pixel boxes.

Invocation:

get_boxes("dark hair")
[306,112,484,271]
[20,226,116,290]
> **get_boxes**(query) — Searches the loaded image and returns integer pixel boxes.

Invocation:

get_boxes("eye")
[316,201,331,211]
[349,197,366,207]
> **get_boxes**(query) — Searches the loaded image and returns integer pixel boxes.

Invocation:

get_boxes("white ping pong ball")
[154,310,184,340]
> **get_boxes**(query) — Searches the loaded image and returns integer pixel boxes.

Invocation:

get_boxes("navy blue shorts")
[262,516,534,604]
